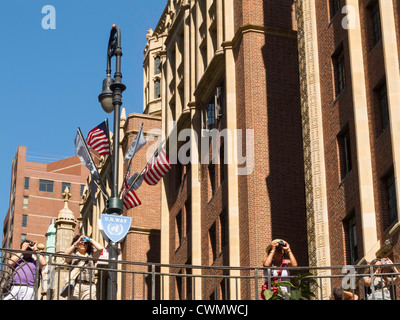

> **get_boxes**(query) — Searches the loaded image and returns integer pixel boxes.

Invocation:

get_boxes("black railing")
[1,248,399,300]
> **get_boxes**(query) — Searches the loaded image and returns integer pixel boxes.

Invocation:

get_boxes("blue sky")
[0,0,166,240]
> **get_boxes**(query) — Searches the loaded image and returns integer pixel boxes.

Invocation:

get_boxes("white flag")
[124,123,147,162]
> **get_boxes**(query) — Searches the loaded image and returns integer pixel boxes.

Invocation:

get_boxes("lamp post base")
[106,197,123,214]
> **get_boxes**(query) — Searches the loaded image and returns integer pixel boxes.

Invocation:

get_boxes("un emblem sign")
[100,214,132,243]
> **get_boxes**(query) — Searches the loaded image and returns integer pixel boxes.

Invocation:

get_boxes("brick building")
[144,0,308,299]
[2,146,87,249]
[78,109,162,299]
[296,0,400,298]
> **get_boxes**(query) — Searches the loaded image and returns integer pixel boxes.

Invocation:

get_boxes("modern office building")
[2,146,87,249]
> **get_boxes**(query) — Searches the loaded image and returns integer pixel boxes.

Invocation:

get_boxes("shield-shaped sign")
[100,214,132,243]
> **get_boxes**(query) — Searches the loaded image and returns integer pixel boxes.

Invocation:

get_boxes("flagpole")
[93,179,109,200]
[78,127,110,199]
[121,138,167,199]
[118,123,144,197]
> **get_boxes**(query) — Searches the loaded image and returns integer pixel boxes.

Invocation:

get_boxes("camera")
[381,258,386,264]
[83,237,90,242]
[28,241,34,247]
[276,240,285,250]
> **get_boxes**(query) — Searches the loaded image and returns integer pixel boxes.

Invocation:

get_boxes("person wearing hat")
[261,239,297,299]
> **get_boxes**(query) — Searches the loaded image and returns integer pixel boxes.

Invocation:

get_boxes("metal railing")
[1,247,399,300]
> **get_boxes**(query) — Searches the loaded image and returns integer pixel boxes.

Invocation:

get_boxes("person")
[62,234,104,300]
[363,257,400,300]
[4,240,47,300]
[330,287,359,300]
[261,239,298,299]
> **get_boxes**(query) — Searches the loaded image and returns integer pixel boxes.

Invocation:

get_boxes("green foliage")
[262,272,318,300]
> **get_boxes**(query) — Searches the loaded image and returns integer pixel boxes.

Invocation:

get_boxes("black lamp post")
[98,24,126,300]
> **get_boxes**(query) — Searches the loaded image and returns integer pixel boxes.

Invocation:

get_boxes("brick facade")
[2,146,87,249]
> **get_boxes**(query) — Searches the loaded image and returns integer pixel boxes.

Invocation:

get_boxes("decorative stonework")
[296,0,331,299]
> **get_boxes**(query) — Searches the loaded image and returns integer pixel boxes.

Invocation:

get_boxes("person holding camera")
[363,257,400,300]
[62,234,104,300]
[4,239,47,300]
[261,239,298,299]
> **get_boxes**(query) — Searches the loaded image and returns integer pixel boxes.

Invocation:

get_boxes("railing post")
[151,264,155,300]
[254,268,259,300]
[46,253,53,299]
[369,265,375,300]
[34,251,40,300]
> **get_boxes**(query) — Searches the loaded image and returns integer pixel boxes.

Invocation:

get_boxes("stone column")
[52,187,77,299]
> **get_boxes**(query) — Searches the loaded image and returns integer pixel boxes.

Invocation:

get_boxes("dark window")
[175,210,182,249]
[219,143,226,185]
[154,79,161,99]
[39,179,54,193]
[208,162,216,197]
[330,0,340,20]
[209,222,217,263]
[24,177,30,190]
[80,184,85,197]
[370,1,382,47]
[345,212,358,264]
[22,215,28,228]
[386,171,398,225]
[378,84,389,131]
[338,125,352,180]
[206,103,215,129]
[333,47,346,96]
[220,210,228,252]
[185,198,191,237]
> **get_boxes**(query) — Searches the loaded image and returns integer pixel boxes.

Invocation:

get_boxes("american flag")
[122,188,141,209]
[86,121,110,156]
[144,148,171,186]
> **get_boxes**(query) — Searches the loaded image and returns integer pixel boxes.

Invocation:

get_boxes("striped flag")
[86,120,110,155]
[144,148,171,186]
[122,188,141,209]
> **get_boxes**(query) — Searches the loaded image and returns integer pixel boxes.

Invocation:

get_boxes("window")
[185,198,191,237]
[209,222,217,263]
[21,234,27,242]
[333,47,346,96]
[386,171,398,225]
[24,177,30,190]
[175,210,183,249]
[208,162,216,198]
[338,125,352,180]
[370,1,382,47]
[378,84,389,132]
[62,182,71,194]
[344,212,358,264]
[39,179,54,193]
[206,103,215,130]
[154,56,161,75]
[22,215,28,228]
[23,196,29,209]
[154,79,161,99]
[219,143,226,185]
[80,184,85,197]
[330,0,340,20]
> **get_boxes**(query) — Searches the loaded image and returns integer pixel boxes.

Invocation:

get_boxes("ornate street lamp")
[98,24,126,300]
